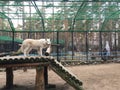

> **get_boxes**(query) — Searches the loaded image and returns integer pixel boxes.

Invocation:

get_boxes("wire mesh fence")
[0,1,120,63]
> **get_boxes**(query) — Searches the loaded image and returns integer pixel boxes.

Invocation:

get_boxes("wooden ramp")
[47,58,83,90]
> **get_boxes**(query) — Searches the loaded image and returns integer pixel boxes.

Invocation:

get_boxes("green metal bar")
[3,11,120,15]
[0,12,15,32]
[31,0,45,32]
[1,4,120,8]
[0,12,16,51]
[1,0,120,2]
[100,9,120,31]
[71,1,88,30]
[2,17,120,20]
[1,29,120,33]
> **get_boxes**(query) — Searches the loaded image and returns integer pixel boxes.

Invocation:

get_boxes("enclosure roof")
[0,0,120,32]
[1,0,120,2]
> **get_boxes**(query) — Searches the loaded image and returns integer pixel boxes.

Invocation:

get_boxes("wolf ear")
[45,38,50,41]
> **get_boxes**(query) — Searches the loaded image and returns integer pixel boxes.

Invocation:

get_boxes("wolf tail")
[18,44,24,53]
[11,44,23,55]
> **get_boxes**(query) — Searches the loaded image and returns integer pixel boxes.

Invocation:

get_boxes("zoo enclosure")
[0,0,120,61]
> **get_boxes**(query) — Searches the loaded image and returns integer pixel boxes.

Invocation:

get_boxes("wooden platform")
[0,56,83,90]
[0,56,51,90]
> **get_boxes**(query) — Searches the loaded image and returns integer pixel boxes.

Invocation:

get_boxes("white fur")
[20,39,51,56]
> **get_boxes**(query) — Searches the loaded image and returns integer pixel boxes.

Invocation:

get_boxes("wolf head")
[46,38,51,45]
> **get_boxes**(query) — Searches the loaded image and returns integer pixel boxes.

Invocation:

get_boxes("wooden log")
[45,45,51,56]
[35,67,45,90]
[0,52,10,57]
[0,63,49,68]
[51,44,60,46]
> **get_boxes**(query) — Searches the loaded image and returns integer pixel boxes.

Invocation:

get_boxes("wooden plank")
[0,63,49,68]
[35,67,45,90]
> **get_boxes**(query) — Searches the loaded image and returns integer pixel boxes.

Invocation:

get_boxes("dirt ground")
[0,63,120,90]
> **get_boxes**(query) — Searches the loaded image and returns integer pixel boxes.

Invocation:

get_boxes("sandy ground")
[0,63,120,90]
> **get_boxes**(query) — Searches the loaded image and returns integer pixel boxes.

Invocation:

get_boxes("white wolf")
[19,38,51,56]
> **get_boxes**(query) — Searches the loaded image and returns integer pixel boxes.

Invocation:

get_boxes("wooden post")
[6,67,14,88]
[35,66,45,90]
[44,66,48,86]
